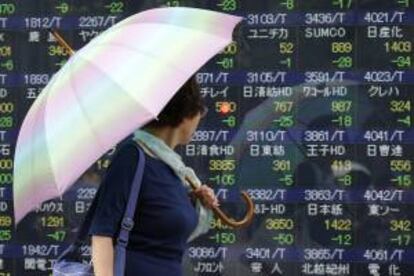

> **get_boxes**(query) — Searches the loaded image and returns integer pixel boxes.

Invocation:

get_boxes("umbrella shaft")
[51,29,75,55]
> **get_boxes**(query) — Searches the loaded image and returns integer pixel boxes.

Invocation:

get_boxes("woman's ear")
[178,114,201,145]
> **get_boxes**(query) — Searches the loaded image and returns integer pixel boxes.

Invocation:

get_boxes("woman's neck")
[144,127,181,150]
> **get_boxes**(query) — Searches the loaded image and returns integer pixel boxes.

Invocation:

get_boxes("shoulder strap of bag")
[116,142,145,246]
[114,142,145,275]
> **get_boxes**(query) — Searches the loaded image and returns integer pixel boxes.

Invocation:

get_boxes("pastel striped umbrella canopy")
[13,7,242,224]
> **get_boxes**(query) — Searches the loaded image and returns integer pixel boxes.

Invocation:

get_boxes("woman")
[88,76,219,276]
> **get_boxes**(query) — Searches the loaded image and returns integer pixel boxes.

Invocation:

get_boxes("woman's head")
[143,75,207,144]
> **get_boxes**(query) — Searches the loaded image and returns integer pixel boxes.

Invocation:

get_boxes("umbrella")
[14,7,253,227]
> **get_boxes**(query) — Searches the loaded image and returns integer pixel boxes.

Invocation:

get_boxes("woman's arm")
[91,235,114,276]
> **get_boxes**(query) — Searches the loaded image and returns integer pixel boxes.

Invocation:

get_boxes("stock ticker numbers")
[0,0,412,275]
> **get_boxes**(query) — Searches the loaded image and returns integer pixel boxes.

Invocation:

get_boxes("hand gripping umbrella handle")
[185,176,254,228]
[50,30,255,229]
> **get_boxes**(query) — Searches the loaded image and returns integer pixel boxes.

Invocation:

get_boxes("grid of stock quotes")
[0,0,413,275]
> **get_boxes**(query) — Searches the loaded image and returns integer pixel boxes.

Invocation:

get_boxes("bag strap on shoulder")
[116,142,145,247]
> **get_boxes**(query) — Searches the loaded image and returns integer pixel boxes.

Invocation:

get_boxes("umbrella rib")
[64,63,107,155]
[80,43,190,76]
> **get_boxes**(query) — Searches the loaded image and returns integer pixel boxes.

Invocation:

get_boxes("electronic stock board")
[0,0,414,275]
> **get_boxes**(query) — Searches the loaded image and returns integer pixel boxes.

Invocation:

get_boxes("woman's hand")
[191,184,219,209]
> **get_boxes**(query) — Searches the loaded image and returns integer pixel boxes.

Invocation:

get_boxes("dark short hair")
[143,75,205,128]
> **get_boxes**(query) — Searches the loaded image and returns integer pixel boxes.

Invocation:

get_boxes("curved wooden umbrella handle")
[211,191,255,228]
[185,176,254,228]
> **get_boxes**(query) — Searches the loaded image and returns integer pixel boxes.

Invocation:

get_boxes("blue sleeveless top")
[88,141,198,275]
